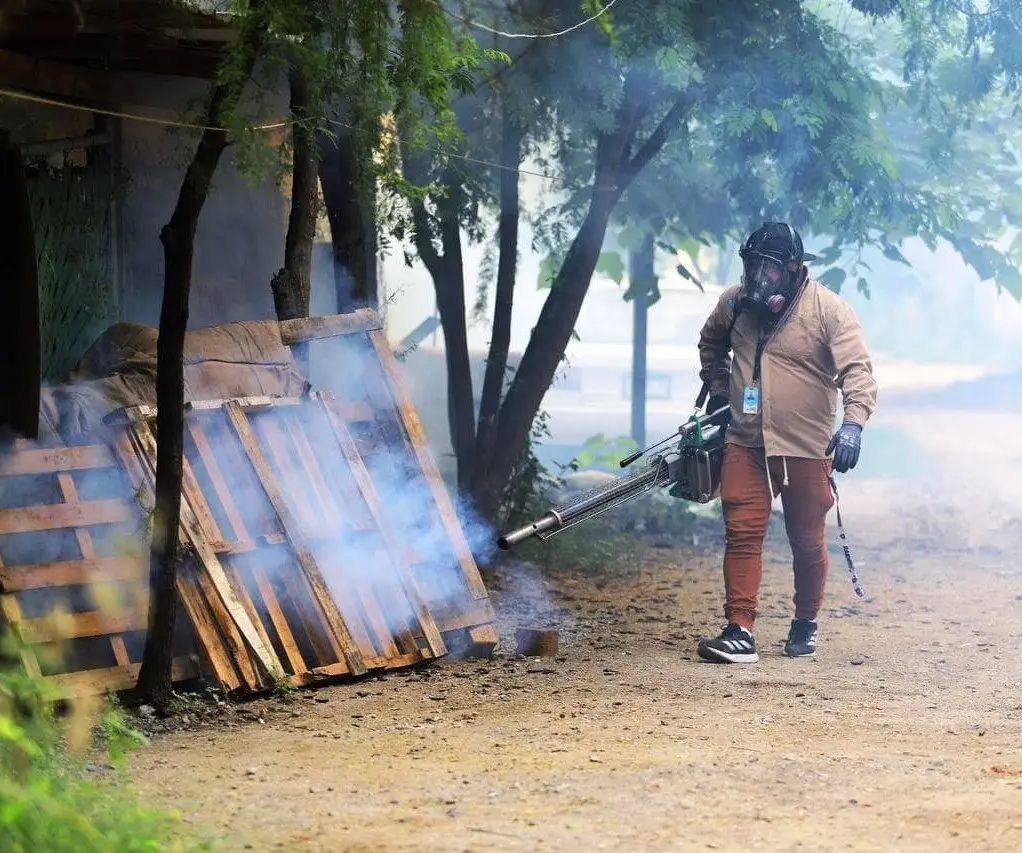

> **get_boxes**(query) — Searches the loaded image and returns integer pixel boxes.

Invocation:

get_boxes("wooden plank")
[56,472,130,668]
[18,609,145,644]
[244,561,307,676]
[0,556,144,591]
[181,416,282,678]
[222,400,368,676]
[0,445,115,476]
[110,432,243,693]
[104,397,301,428]
[466,624,500,656]
[252,411,380,663]
[180,455,224,546]
[366,329,491,600]
[128,420,280,690]
[278,309,382,345]
[186,396,302,413]
[318,393,447,659]
[257,415,323,533]
[195,411,339,671]
[210,535,287,555]
[276,411,402,660]
[427,600,499,634]
[187,419,251,545]
[45,655,201,698]
[0,499,135,535]
[330,400,374,423]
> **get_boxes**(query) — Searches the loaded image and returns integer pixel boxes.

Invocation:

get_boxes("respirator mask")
[737,222,815,321]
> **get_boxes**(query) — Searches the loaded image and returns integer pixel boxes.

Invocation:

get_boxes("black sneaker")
[783,619,818,657]
[697,623,759,664]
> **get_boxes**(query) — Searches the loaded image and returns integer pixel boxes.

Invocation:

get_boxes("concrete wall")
[115,72,290,329]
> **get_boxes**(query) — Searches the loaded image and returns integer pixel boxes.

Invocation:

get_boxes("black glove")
[826,422,862,473]
[705,393,731,427]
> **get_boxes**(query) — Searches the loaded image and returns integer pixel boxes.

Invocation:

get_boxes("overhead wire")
[433,0,621,40]
[0,0,624,180]
[0,85,567,183]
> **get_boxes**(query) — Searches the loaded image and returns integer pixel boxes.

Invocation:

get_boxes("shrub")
[0,636,209,852]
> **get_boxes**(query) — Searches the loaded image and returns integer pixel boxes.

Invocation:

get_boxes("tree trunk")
[472,87,692,520]
[409,170,476,491]
[135,29,264,713]
[469,110,524,514]
[0,130,40,441]
[474,192,618,520]
[271,66,319,323]
[271,65,319,376]
[318,126,378,311]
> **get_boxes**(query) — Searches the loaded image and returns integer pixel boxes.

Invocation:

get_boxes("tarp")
[38,320,308,443]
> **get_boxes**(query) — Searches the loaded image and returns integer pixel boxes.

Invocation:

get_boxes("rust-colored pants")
[719,443,835,630]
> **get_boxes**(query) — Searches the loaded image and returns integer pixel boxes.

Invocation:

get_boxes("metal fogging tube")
[497,512,560,550]
[496,461,668,550]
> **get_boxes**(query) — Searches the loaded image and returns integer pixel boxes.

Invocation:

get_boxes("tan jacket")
[698,278,878,459]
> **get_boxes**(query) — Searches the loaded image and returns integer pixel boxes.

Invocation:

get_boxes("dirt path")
[128,502,1022,852]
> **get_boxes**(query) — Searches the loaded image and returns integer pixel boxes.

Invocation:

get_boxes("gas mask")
[737,222,815,322]
[741,256,792,316]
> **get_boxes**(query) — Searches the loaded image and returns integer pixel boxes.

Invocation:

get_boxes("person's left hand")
[826,422,862,473]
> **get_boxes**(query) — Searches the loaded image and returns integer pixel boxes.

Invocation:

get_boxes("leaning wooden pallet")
[280,309,499,655]
[0,308,499,698]
[105,393,450,696]
[0,444,202,698]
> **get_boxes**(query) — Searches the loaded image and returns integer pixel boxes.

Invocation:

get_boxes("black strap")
[828,475,865,598]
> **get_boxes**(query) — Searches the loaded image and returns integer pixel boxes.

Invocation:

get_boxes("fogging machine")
[497,405,729,551]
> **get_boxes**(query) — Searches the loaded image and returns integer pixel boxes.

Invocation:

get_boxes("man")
[695,221,878,664]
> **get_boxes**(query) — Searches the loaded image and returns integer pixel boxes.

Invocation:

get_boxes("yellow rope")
[0,84,567,182]
[0,86,290,132]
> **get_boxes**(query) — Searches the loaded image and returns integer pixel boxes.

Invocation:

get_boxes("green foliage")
[24,151,128,382]
[496,419,698,576]
[0,638,207,852]
[199,0,507,211]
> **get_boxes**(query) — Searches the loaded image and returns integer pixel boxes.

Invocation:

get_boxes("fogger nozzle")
[496,512,559,550]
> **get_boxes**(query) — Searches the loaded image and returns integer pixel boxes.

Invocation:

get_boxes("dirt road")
[128,496,1022,852]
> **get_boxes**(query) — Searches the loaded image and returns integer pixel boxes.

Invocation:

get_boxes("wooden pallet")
[0,308,498,698]
[279,309,498,654]
[105,392,461,695]
[0,443,203,698]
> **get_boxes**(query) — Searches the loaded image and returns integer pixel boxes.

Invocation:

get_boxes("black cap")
[741,221,817,264]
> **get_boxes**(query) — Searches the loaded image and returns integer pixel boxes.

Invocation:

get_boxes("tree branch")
[619,91,692,190]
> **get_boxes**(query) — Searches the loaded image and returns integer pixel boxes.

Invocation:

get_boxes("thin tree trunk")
[271,65,320,375]
[318,126,378,311]
[0,130,40,441]
[271,65,319,322]
[409,169,476,491]
[135,25,264,713]
[469,110,524,516]
[473,87,692,519]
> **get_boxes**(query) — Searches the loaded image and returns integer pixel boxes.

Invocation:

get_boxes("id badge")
[742,384,760,415]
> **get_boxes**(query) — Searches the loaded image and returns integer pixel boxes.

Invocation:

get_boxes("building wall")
[115,72,290,330]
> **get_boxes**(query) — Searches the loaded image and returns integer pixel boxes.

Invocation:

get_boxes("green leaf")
[881,244,911,266]
[760,108,778,132]
[675,262,704,291]
[857,277,871,299]
[818,268,848,292]
[595,251,626,284]
[813,243,843,265]
[998,265,1022,300]
[537,254,560,290]
[616,225,647,251]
